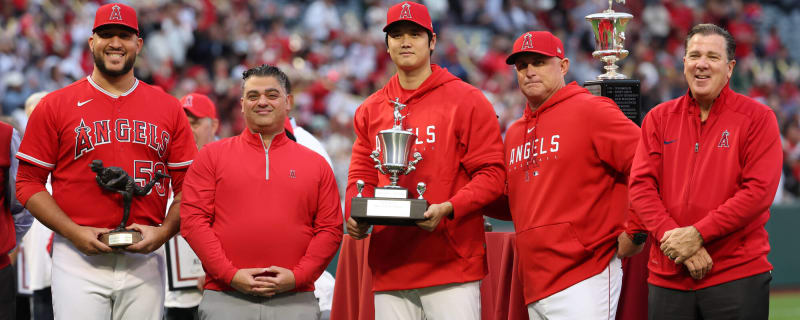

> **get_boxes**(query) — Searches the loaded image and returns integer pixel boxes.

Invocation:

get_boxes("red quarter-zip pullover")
[629,85,781,290]
[181,130,343,292]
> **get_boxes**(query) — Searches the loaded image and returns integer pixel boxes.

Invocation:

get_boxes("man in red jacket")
[502,30,641,320]
[180,65,342,319]
[629,24,781,320]
[344,2,505,319]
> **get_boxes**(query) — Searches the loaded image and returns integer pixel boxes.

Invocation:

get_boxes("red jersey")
[504,83,640,304]
[345,65,506,291]
[16,76,197,228]
[629,85,782,290]
[181,131,342,292]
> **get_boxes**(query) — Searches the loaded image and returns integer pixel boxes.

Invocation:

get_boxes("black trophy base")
[100,230,143,247]
[351,197,428,226]
[583,79,642,125]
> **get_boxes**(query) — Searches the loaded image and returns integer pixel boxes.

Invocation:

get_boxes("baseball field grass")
[770,291,800,320]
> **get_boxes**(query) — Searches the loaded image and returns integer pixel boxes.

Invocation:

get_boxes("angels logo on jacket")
[399,2,412,19]
[717,130,730,148]
[508,134,560,170]
[73,118,171,160]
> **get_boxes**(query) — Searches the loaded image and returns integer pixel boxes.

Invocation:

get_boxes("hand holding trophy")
[90,160,170,247]
[350,98,429,225]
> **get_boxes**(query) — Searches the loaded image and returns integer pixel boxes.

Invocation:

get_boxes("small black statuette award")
[90,159,170,247]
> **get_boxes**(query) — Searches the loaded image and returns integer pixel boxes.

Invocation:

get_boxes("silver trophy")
[351,98,429,226]
[586,0,633,80]
[370,98,423,188]
[583,0,642,124]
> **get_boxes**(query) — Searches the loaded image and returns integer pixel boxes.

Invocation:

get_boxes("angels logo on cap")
[109,4,123,21]
[183,95,193,107]
[93,3,139,35]
[399,3,412,19]
[521,33,533,50]
[506,30,565,64]
[383,1,433,34]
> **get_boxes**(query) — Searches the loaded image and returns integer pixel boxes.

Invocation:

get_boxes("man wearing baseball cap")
[16,3,196,319]
[498,30,641,319]
[181,93,219,150]
[344,2,505,319]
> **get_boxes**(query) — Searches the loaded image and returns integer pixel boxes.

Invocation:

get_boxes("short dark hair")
[241,64,291,94]
[685,24,736,61]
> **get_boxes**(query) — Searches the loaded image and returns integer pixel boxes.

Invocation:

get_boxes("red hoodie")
[629,85,781,290]
[181,130,343,292]
[345,65,505,291]
[504,82,640,304]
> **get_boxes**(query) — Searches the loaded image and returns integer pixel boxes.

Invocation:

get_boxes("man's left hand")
[124,224,171,253]
[416,202,453,232]
[660,226,703,264]
[258,266,296,296]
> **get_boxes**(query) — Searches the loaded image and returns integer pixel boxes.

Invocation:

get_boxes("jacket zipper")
[683,109,702,225]
[259,134,271,181]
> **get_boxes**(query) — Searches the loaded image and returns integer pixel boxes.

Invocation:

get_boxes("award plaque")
[350,98,429,226]
[90,160,170,247]
[165,234,205,290]
[584,0,642,125]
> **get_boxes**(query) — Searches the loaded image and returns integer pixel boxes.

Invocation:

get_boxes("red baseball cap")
[181,93,217,120]
[383,1,433,34]
[93,3,139,35]
[506,31,565,65]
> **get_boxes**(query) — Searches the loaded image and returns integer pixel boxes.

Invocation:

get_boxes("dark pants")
[0,264,15,320]
[165,306,198,320]
[33,287,54,320]
[648,271,771,320]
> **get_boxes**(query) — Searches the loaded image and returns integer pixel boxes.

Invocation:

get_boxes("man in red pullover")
[180,65,342,319]
[344,2,505,319]
[502,30,641,320]
[629,24,781,320]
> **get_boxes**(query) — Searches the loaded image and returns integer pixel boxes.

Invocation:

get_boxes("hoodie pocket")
[516,222,592,279]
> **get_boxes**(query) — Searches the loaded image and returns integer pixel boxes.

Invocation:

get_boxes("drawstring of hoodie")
[524,104,541,171]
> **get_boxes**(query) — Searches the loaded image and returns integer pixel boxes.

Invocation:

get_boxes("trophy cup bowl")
[583,2,642,125]
[378,128,416,187]
[586,11,633,80]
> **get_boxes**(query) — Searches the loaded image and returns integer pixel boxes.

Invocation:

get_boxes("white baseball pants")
[51,234,165,320]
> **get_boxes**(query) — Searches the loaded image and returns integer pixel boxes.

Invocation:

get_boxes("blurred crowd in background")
[1,0,800,202]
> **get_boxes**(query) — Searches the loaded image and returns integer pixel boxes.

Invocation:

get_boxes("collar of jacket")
[685,81,734,116]
[523,81,586,120]
[239,127,290,149]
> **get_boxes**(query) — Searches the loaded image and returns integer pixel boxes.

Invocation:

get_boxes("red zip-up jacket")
[504,83,640,304]
[629,85,781,290]
[181,130,343,292]
[344,65,505,291]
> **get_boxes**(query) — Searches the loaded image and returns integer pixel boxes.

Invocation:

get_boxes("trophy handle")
[404,152,423,175]
[370,150,386,175]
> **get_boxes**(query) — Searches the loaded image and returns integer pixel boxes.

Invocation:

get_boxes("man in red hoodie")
[629,24,781,320]
[502,31,641,319]
[344,2,505,319]
[180,65,342,319]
